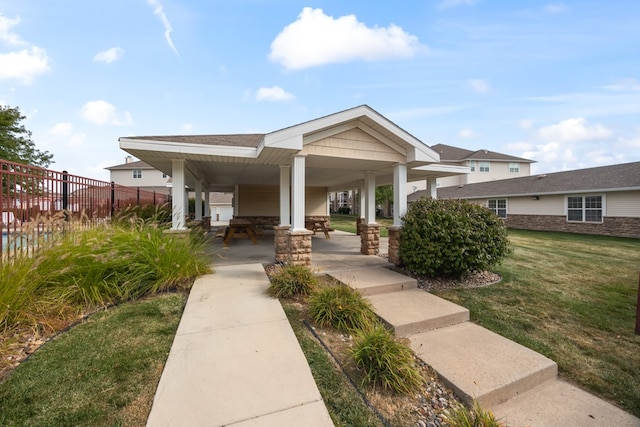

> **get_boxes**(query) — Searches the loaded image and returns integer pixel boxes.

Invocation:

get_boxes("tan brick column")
[274,225,291,264]
[387,226,402,266]
[360,224,380,255]
[287,229,313,266]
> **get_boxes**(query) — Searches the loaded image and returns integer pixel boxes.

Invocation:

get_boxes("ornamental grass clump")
[267,264,317,299]
[350,325,424,395]
[308,285,378,333]
[400,198,510,278]
[445,400,505,427]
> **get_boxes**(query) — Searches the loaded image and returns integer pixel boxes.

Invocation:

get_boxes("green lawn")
[330,214,394,237]
[0,293,186,427]
[434,229,640,417]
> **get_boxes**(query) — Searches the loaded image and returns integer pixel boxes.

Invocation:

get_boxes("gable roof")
[430,143,535,164]
[105,160,154,170]
[408,161,640,201]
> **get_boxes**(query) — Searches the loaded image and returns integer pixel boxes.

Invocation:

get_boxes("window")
[479,161,490,173]
[567,195,603,222]
[132,169,142,179]
[469,161,476,172]
[162,173,167,178]
[509,162,520,173]
[488,199,507,218]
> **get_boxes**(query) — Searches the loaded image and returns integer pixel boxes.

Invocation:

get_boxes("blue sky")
[1,0,639,181]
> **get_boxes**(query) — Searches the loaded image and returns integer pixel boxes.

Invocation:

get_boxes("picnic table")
[305,218,330,239]
[223,219,259,245]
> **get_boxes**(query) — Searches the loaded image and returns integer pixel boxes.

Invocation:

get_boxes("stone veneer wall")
[506,215,640,239]
[287,229,313,266]
[360,224,380,255]
[387,226,402,266]
[273,226,290,263]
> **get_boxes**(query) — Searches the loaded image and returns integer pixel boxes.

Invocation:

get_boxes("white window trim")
[565,194,606,223]
[132,169,143,179]
[487,198,508,218]
[479,161,490,173]
[509,162,520,173]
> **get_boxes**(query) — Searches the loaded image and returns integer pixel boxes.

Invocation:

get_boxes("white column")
[429,179,438,199]
[204,190,210,217]
[291,155,306,231]
[365,172,376,225]
[393,163,407,227]
[171,159,187,230]
[233,184,239,217]
[194,180,203,220]
[326,192,331,216]
[279,164,291,226]
[358,180,365,218]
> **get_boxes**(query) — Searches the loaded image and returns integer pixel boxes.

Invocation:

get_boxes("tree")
[375,185,393,217]
[0,106,53,167]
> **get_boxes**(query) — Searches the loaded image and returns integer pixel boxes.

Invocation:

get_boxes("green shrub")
[400,198,510,277]
[308,285,378,333]
[445,401,506,427]
[350,325,424,395]
[267,264,317,299]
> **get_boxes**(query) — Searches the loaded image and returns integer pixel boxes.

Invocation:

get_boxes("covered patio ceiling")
[119,105,468,192]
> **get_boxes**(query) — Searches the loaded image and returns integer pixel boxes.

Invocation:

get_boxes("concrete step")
[492,378,640,427]
[409,322,558,408]
[329,267,417,296]
[367,289,469,336]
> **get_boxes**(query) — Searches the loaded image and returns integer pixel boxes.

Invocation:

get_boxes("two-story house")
[409,144,535,193]
[106,156,233,221]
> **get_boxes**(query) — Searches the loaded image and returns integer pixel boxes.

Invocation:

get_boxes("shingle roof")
[131,134,265,147]
[106,160,154,170]
[409,161,640,201]
[430,143,534,163]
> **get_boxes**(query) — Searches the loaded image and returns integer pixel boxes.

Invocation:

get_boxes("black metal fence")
[1,159,170,262]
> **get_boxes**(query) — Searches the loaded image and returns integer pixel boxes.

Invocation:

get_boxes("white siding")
[606,190,640,217]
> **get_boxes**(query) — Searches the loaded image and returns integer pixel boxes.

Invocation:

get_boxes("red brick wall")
[505,214,640,239]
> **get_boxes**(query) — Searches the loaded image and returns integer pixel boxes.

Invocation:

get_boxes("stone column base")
[388,226,402,266]
[274,225,291,264]
[287,229,314,266]
[360,224,380,255]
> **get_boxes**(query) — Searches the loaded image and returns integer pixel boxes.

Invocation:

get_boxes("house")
[410,144,535,192]
[118,105,468,264]
[408,162,640,239]
[106,157,171,196]
[106,157,234,221]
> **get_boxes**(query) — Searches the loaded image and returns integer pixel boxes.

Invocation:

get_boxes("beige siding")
[433,161,531,189]
[507,195,565,215]
[606,191,640,217]
[303,129,405,163]
[110,168,170,187]
[237,184,327,217]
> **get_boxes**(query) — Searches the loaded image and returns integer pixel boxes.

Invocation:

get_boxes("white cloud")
[604,78,640,92]
[506,141,535,152]
[49,122,73,136]
[544,3,567,14]
[538,117,612,142]
[0,14,50,84]
[68,133,87,147]
[93,47,124,64]
[518,119,534,130]
[147,0,178,55]
[467,78,489,94]
[437,0,478,9]
[181,123,193,132]
[256,86,295,102]
[458,128,476,138]
[269,7,424,70]
[81,100,133,126]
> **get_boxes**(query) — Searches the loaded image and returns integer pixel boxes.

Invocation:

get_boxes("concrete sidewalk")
[146,263,333,427]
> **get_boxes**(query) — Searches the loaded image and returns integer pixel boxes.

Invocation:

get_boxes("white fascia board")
[119,138,259,159]
[408,147,440,163]
[261,133,304,150]
[413,164,469,175]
